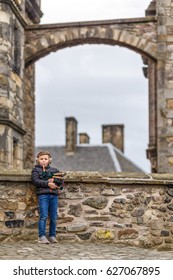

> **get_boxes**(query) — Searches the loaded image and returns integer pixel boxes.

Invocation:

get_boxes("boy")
[31,151,64,244]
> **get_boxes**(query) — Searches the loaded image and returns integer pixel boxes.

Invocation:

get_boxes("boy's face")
[38,155,50,167]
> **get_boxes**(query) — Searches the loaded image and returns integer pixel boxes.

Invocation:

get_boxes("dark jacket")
[31,164,60,196]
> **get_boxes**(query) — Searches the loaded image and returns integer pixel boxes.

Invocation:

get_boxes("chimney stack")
[102,124,124,153]
[65,117,78,154]
[145,0,156,16]
[79,133,90,144]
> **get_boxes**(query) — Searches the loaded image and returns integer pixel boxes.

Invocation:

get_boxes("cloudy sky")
[35,0,152,172]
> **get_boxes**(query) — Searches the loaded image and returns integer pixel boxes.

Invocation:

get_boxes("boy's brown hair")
[36,151,52,164]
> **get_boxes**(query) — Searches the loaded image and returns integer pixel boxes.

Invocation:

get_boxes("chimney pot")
[102,124,124,153]
[79,133,90,144]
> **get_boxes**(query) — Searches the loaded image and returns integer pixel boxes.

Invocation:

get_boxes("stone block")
[67,223,88,232]
[77,232,92,240]
[118,229,138,239]
[0,212,5,221]
[131,207,145,217]
[95,229,115,240]
[18,202,26,210]
[68,203,82,217]
[82,197,108,209]
[5,220,24,228]
[150,218,164,230]
[166,99,173,109]
[0,11,10,24]
[4,211,14,219]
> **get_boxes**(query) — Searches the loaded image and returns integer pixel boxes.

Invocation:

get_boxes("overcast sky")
[35,0,152,172]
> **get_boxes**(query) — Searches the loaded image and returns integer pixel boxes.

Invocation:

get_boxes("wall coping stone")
[1,169,173,185]
[26,16,157,31]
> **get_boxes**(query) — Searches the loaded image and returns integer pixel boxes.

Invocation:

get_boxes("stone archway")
[25,18,157,66]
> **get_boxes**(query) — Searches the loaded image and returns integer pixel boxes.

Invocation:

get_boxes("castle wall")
[0,170,173,250]
[0,1,42,169]
[23,65,35,168]
[0,1,26,168]
[156,0,173,172]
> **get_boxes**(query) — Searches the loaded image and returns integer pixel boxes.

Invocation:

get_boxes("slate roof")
[35,143,143,172]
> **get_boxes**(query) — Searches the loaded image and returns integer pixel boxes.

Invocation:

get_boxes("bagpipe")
[40,167,66,191]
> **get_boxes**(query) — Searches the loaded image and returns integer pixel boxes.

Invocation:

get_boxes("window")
[12,23,21,74]
[13,137,19,169]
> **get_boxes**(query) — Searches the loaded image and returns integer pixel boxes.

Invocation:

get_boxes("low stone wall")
[1,170,173,250]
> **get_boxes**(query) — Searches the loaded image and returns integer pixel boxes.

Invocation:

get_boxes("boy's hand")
[48,178,54,183]
[48,182,57,189]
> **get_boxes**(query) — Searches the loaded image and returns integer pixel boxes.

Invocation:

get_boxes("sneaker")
[49,236,58,243]
[38,236,50,244]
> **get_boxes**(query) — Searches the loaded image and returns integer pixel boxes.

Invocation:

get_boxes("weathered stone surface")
[5,220,24,228]
[5,211,14,219]
[126,204,134,211]
[113,222,124,228]
[68,203,82,217]
[77,232,92,240]
[168,216,173,222]
[57,234,77,242]
[136,217,144,224]
[95,229,115,240]
[164,196,172,203]
[0,229,12,241]
[160,230,169,236]
[167,189,173,197]
[58,217,74,224]
[110,202,123,210]
[86,216,111,221]
[167,203,173,211]
[83,197,108,209]
[26,210,34,218]
[58,200,68,208]
[67,223,88,232]
[0,200,18,210]
[68,186,80,192]
[158,205,167,212]
[1,171,173,249]
[118,229,139,240]
[131,207,145,217]
[90,222,104,227]
[139,237,153,248]
[25,221,37,229]
[101,189,115,196]
[18,202,26,210]
[113,198,126,204]
[56,226,67,233]
[0,212,5,221]
[150,219,164,230]
[85,210,98,215]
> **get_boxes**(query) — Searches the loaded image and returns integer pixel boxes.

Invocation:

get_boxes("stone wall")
[0,0,26,169]
[1,170,173,250]
[23,65,36,168]
[156,0,173,172]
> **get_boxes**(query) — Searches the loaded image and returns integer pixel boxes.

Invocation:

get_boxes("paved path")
[0,242,173,260]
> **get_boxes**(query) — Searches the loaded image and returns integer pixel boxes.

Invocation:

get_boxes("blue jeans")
[38,194,58,238]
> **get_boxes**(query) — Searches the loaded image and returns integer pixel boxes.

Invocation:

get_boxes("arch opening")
[35,44,150,172]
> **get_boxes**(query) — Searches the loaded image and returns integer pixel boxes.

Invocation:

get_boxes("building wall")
[156,0,173,172]
[0,170,173,250]
[0,0,41,169]
[23,65,35,168]
[0,0,26,168]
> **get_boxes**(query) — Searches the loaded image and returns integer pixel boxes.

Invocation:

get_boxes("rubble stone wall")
[1,170,173,250]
